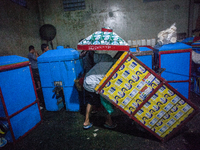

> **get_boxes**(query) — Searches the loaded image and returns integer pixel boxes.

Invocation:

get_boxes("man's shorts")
[84,90,101,107]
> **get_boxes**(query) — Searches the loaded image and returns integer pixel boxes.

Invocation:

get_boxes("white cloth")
[84,75,105,92]
[83,62,114,92]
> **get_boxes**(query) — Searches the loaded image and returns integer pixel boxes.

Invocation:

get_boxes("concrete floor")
[2,92,200,150]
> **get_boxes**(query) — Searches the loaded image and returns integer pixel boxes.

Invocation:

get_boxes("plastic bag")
[100,96,114,114]
[157,23,177,45]
[192,50,200,64]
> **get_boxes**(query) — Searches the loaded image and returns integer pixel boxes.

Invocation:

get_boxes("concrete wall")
[0,0,199,57]
[38,0,191,51]
[0,0,41,57]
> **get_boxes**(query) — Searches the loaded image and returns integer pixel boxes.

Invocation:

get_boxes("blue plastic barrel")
[37,46,83,111]
[0,55,41,142]
[154,43,192,98]
[129,46,153,69]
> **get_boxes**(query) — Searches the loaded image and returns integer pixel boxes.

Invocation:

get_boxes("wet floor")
[2,92,200,150]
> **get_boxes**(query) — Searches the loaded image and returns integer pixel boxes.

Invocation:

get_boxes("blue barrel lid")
[181,37,194,43]
[130,46,152,52]
[0,55,29,66]
[156,42,192,51]
[37,46,80,63]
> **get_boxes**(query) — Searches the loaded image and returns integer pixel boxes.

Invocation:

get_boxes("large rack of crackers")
[95,51,199,142]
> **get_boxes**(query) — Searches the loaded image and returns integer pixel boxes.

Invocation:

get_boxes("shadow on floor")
[1,92,200,150]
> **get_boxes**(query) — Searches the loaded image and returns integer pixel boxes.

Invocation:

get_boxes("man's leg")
[105,114,113,126]
[83,103,92,126]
